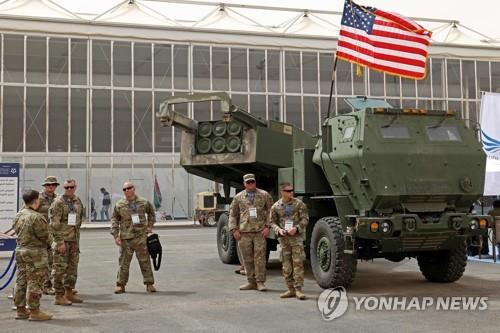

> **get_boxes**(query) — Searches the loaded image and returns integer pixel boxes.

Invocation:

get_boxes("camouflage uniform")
[270,198,309,289]
[38,192,56,289]
[13,207,50,310]
[49,195,84,295]
[229,188,273,284]
[111,196,156,287]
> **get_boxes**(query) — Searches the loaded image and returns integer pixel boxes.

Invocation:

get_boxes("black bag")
[147,233,162,271]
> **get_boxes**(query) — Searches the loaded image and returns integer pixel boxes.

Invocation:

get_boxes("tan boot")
[43,287,55,295]
[15,307,30,320]
[280,287,296,298]
[65,288,83,303]
[54,293,72,306]
[146,284,157,293]
[295,288,306,300]
[239,282,257,290]
[28,309,53,321]
[256,282,267,292]
[114,285,126,294]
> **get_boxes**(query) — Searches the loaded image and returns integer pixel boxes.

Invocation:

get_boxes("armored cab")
[295,97,491,288]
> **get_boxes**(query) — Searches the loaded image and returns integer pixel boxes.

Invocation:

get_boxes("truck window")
[380,125,411,139]
[342,126,355,141]
[426,126,462,141]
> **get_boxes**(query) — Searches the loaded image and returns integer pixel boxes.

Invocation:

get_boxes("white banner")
[480,92,500,196]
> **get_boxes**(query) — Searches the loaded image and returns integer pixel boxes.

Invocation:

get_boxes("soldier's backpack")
[147,233,162,271]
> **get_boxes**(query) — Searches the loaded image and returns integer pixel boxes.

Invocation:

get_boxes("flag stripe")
[374,9,428,35]
[338,36,426,64]
[373,22,431,45]
[336,47,425,74]
[342,26,429,51]
[340,28,429,58]
[336,51,426,79]
[337,40,426,68]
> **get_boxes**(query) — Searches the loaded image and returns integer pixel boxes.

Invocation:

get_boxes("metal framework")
[0,0,497,46]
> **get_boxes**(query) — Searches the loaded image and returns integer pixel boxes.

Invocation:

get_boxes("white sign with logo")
[480,92,500,195]
[0,163,20,232]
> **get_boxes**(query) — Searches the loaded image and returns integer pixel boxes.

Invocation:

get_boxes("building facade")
[0,1,499,220]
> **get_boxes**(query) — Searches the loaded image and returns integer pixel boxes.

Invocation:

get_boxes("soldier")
[13,189,53,321]
[111,181,157,294]
[38,176,59,296]
[49,178,84,306]
[270,182,309,300]
[229,174,273,291]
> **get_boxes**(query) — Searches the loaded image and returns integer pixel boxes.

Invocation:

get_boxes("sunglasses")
[245,180,256,184]
[282,189,294,193]
[64,186,75,190]
[45,184,58,187]
[123,186,134,191]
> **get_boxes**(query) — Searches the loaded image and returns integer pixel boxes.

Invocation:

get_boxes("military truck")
[194,191,224,227]
[157,92,491,289]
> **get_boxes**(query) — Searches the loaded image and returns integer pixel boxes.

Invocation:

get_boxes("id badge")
[249,207,257,218]
[68,213,77,226]
[285,219,294,231]
[131,214,141,225]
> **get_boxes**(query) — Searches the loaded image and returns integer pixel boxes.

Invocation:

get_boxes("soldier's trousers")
[52,241,80,294]
[14,248,48,310]
[239,232,266,283]
[44,248,53,288]
[117,236,154,286]
[280,238,305,289]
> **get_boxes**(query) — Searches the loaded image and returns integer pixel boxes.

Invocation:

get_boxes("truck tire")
[310,217,357,289]
[417,241,467,283]
[216,213,239,264]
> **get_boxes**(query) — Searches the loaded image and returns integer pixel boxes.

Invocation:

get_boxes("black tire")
[216,213,239,264]
[310,217,357,289]
[417,241,467,283]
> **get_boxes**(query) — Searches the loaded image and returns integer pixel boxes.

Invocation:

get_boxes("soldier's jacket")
[49,195,84,245]
[13,207,50,249]
[111,196,156,240]
[38,192,57,246]
[38,192,57,221]
[270,198,309,245]
[228,188,273,233]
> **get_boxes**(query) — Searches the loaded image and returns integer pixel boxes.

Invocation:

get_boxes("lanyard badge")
[68,213,77,226]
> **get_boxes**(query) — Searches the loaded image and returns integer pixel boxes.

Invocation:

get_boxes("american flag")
[336,0,432,80]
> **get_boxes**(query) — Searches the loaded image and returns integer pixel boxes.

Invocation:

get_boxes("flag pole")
[326,55,338,119]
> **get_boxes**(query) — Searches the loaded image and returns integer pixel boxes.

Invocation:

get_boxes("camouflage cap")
[243,174,255,182]
[42,176,59,186]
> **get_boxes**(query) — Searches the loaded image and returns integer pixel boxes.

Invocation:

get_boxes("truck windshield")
[380,125,411,139]
[426,126,462,141]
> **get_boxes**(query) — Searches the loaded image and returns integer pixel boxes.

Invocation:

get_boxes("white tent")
[0,0,499,56]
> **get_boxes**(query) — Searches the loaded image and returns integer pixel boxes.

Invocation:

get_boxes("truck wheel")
[417,241,467,283]
[216,213,239,264]
[310,217,357,289]
[206,214,217,227]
